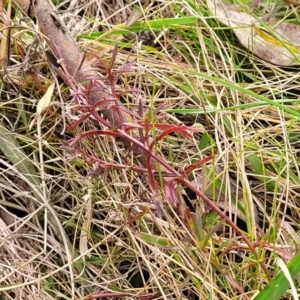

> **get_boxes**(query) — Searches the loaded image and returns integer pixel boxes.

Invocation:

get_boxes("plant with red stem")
[62,46,270,279]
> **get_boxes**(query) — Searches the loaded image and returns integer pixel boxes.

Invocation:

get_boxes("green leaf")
[254,251,300,300]
[179,68,300,120]
[80,17,197,38]
[140,233,169,247]
[0,123,41,196]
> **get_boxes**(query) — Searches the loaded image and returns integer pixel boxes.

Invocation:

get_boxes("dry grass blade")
[1,0,300,299]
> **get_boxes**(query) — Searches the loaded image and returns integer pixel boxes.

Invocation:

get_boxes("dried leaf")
[126,5,143,28]
[207,0,300,66]
[164,179,178,207]
[37,81,55,116]
[80,190,93,259]
[126,1,152,28]
[279,218,300,247]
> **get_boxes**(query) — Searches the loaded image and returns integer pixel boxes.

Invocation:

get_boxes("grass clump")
[1,0,300,299]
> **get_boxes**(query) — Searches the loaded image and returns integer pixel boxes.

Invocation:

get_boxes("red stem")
[113,126,270,279]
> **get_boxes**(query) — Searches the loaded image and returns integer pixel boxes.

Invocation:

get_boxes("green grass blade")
[80,16,197,38]
[254,251,300,300]
[180,68,300,119]
[0,123,41,194]
[140,232,169,247]
[165,99,299,114]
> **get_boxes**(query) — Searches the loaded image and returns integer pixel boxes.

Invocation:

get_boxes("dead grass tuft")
[1,0,300,299]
